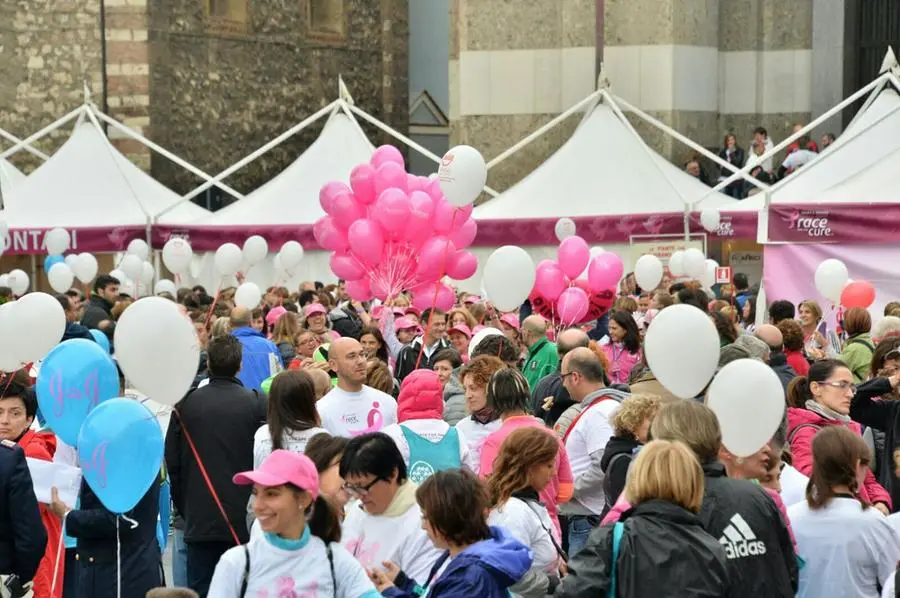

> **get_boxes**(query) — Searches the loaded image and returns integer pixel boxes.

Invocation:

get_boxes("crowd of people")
[5,266,900,597]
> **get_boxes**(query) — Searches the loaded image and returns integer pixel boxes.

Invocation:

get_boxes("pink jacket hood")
[397,369,444,422]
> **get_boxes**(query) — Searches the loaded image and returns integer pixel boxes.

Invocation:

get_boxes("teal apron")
[402,426,461,484]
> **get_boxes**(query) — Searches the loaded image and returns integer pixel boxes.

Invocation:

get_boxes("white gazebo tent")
[0,158,25,191]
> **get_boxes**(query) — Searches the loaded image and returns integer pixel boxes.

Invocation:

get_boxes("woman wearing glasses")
[787,359,891,513]
[339,432,442,585]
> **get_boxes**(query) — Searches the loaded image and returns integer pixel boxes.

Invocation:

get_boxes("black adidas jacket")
[698,463,798,597]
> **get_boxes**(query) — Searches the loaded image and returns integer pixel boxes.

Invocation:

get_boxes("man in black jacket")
[0,439,46,591]
[165,335,267,598]
[56,294,94,342]
[80,274,120,330]
[395,307,451,382]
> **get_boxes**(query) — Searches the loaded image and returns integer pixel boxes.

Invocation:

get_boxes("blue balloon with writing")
[36,339,119,446]
[77,398,163,513]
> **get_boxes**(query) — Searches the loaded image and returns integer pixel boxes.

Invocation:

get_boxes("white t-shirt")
[564,398,619,515]
[489,497,559,573]
[253,425,330,468]
[208,530,378,597]
[779,463,809,507]
[317,385,398,437]
[381,420,470,468]
[883,572,896,598]
[455,416,502,473]
[788,497,900,598]
[341,499,442,585]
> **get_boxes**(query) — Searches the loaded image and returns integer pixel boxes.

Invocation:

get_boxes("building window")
[307,0,344,38]
[205,0,248,34]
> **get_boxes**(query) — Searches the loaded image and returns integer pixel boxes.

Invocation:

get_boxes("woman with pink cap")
[304,303,340,344]
[208,450,379,597]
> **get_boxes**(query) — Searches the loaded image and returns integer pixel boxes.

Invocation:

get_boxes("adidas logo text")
[718,513,767,560]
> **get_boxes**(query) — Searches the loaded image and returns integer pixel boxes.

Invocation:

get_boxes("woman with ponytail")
[208,450,379,597]
[786,359,892,513]
[787,427,900,597]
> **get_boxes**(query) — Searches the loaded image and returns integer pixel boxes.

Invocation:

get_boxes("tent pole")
[0,106,85,160]
[168,99,342,216]
[336,100,377,151]
[0,128,50,161]
[485,89,603,170]
[30,254,37,293]
[683,206,690,242]
[92,108,245,201]
[346,103,501,198]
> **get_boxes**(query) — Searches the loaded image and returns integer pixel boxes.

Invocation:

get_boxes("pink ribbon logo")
[348,402,385,437]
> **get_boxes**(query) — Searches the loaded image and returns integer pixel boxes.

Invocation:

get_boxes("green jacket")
[840,333,875,384]
[523,337,558,390]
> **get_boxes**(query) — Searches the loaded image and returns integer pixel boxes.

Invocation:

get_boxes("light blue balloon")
[77,398,163,514]
[89,329,111,354]
[36,339,119,446]
[44,254,64,272]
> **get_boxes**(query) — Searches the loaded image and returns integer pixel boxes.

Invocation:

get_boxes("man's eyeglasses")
[560,372,575,381]
[342,477,384,497]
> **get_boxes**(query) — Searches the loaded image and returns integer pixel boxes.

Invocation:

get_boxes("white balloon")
[0,274,8,288]
[482,246,536,312]
[115,297,200,406]
[8,269,29,295]
[280,241,304,270]
[43,227,70,255]
[814,258,849,303]
[109,269,126,284]
[140,261,155,285]
[683,248,706,279]
[554,218,577,242]
[708,359,785,457]
[214,243,243,276]
[121,254,143,281]
[0,303,19,371]
[162,238,193,274]
[702,259,719,288]
[47,263,75,293]
[126,239,150,261]
[700,208,721,232]
[437,145,487,207]
[634,255,663,291]
[590,246,605,257]
[9,292,66,363]
[73,253,99,283]
[468,327,505,360]
[273,253,285,280]
[119,278,136,298]
[155,279,177,296]
[64,254,78,268]
[243,235,269,265]
[668,250,685,277]
[234,282,262,309]
[645,303,720,399]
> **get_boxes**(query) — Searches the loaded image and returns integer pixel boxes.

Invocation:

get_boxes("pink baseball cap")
[395,316,418,331]
[266,306,287,326]
[464,295,481,305]
[499,313,520,330]
[405,307,421,317]
[233,450,319,500]
[305,303,327,317]
[449,323,472,339]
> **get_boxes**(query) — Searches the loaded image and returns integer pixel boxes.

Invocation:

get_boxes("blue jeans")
[173,529,188,588]
[568,517,594,557]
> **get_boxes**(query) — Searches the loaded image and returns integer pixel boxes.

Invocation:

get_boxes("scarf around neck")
[805,399,851,424]
[471,407,498,425]
[382,480,419,518]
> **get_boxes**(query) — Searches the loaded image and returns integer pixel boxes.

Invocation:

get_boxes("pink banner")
[768,203,900,243]
[4,226,146,255]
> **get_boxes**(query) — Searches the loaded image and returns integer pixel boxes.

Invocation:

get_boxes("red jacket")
[18,429,63,598]
[784,349,810,376]
[787,407,891,508]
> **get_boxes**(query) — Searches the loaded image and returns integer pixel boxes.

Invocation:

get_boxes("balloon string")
[204,280,224,328]
[413,211,458,368]
[116,517,121,598]
[50,530,64,596]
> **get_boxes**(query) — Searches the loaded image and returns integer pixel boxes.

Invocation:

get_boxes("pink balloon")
[413,282,455,312]
[424,177,443,202]
[587,252,624,292]
[371,145,405,169]
[319,181,350,215]
[417,237,455,279]
[557,286,590,326]
[534,260,568,302]
[331,192,365,229]
[347,219,385,264]
[370,277,391,301]
[446,251,477,281]
[345,278,372,302]
[350,163,377,206]
[450,218,478,249]
[407,174,424,192]
[374,162,408,197]
[433,199,469,234]
[409,191,435,220]
[456,203,474,221]
[329,252,366,281]
[557,236,590,280]
[374,189,412,236]
[313,217,348,252]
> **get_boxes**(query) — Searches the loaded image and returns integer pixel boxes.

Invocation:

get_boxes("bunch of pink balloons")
[533,235,624,325]
[314,145,479,311]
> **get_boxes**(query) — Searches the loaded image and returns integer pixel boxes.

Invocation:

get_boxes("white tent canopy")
[0,158,25,189]
[473,99,735,220]
[813,145,900,203]
[6,120,209,228]
[197,110,374,226]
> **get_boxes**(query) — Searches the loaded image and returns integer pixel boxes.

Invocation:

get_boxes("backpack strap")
[603,453,632,510]
[327,543,337,594]
[240,544,250,597]
[608,521,624,598]
[847,337,875,352]
[787,423,822,446]
[894,563,900,598]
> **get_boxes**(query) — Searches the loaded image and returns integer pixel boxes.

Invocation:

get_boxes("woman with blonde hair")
[788,426,900,597]
[210,317,231,340]
[448,307,477,330]
[557,440,732,597]
[271,311,300,365]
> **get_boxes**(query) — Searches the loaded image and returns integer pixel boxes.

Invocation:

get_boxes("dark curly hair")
[777,319,805,352]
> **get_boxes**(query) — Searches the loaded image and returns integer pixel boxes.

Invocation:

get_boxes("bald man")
[522,315,558,390]
[316,337,397,436]
[228,306,282,392]
[754,324,797,391]
[530,327,590,425]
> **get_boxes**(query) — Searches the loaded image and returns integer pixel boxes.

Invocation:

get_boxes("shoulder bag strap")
[562,395,613,444]
[787,423,822,446]
[522,499,568,563]
[327,544,337,594]
[240,544,250,598]
[608,522,624,598]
